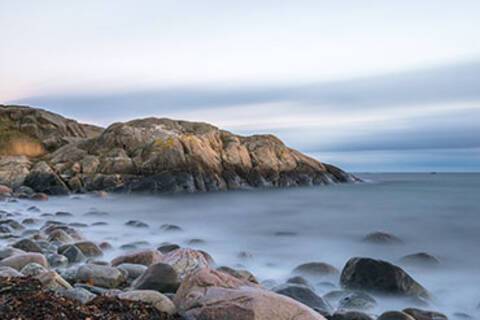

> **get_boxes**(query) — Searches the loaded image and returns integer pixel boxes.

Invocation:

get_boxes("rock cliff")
[0,105,358,195]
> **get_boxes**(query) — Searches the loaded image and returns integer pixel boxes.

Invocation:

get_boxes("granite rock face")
[0,105,358,194]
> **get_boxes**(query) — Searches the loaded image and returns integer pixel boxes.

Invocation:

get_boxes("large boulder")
[158,248,214,279]
[340,258,429,299]
[132,262,180,293]
[24,161,70,195]
[174,268,326,320]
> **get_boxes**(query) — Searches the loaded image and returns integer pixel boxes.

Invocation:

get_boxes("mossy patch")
[0,117,45,157]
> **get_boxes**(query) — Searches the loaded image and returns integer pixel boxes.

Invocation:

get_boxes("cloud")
[9,61,480,171]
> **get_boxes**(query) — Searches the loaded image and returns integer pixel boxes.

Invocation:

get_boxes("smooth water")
[1,173,479,317]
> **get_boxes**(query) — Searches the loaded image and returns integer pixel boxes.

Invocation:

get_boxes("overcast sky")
[1,0,479,171]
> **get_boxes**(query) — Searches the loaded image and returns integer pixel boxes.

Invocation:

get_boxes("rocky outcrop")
[0,105,357,195]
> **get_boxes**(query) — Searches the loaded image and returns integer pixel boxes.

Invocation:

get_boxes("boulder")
[118,290,176,314]
[273,283,333,316]
[111,249,163,267]
[174,268,326,320]
[403,308,448,320]
[125,220,149,228]
[76,264,126,289]
[340,258,429,299]
[24,161,70,195]
[0,184,12,195]
[0,156,31,188]
[0,252,49,270]
[158,248,214,279]
[132,262,180,293]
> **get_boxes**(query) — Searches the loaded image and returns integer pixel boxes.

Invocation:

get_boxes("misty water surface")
[1,173,479,317]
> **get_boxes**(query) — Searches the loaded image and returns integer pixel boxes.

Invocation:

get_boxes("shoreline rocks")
[0,105,358,196]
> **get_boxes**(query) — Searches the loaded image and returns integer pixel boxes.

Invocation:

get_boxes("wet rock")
[62,245,86,263]
[340,257,430,298]
[133,262,180,293]
[125,220,149,228]
[118,290,176,314]
[274,231,298,237]
[160,224,183,232]
[43,224,84,241]
[22,218,41,225]
[24,161,70,195]
[28,206,41,212]
[72,241,103,257]
[293,262,340,279]
[47,253,69,268]
[92,221,108,226]
[158,248,214,279]
[158,243,180,254]
[175,267,325,320]
[403,308,448,320]
[274,283,333,316]
[120,240,150,251]
[111,249,163,267]
[116,263,148,282]
[337,291,377,311]
[0,252,49,270]
[55,211,73,217]
[0,266,23,277]
[59,287,97,304]
[20,262,48,276]
[399,253,440,268]
[378,311,416,320]
[330,311,375,320]
[363,232,402,244]
[47,229,74,243]
[76,264,126,289]
[216,266,258,284]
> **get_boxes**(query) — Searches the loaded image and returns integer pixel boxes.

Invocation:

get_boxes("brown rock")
[0,253,49,270]
[174,268,325,320]
[158,248,214,279]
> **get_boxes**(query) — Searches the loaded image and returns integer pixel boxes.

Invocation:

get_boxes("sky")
[1,0,479,171]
